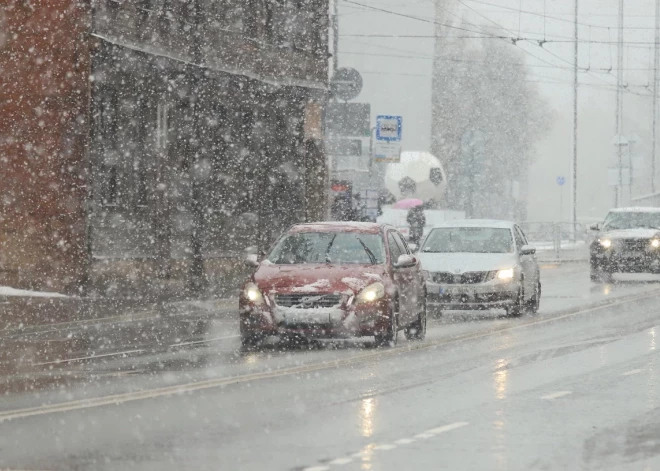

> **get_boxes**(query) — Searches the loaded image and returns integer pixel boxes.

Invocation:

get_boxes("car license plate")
[440,287,467,296]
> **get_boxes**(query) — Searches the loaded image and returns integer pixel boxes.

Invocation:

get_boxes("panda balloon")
[384,151,448,207]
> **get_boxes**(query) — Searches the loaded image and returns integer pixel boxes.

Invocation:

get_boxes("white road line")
[303,466,329,471]
[414,432,435,439]
[328,457,353,465]
[394,438,415,445]
[426,422,470,435]
[622,368,643,376]
[169,335,240,347]
[541,391,572,400]
[31,349,146,367]
[373,444,397,451]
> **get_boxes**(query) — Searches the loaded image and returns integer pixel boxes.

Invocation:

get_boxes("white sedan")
[418,220,541,317]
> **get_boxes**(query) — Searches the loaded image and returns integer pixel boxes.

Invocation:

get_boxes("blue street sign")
[556,176,566,186]
[376,115,403,142]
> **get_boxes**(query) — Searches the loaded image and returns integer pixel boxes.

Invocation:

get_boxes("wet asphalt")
[1,263,660,470]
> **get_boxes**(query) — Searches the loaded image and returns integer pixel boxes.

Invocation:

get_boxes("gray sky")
[338,0,660,222]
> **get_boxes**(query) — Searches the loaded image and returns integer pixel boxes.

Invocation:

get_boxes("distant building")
[0,0,329,295]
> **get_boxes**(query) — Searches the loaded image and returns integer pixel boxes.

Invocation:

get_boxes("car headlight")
[599,239,612,248]
[356,282,385,304]
[497,268,515,280]
[244,283,264,304]
[652,239,660,248]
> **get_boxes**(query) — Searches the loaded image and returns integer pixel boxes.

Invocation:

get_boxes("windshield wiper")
[355,237,377,264]
[324,234,337,263]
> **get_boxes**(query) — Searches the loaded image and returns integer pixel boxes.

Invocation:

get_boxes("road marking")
[373,444,397,451]
[622,368,643,376]
[169,335,240,347]
[328,457,353,465]
[303,467,329,471]
[426,421,469,435]
[394,438,415,445]
[2,290,660,422]
[414,432,435,439]
[31,349,146,367]
[541,391,572,400]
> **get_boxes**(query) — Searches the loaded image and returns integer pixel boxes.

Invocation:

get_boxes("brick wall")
[0,1,90,293]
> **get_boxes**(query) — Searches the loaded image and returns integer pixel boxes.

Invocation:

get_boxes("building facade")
[0,0,329,296]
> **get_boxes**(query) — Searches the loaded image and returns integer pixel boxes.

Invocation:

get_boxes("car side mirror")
[520,245,536,256]
[244,253,260,268]
[394,254,416,268]
[589,223,601,231]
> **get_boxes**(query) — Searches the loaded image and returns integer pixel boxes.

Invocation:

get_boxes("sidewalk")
[0,293,238,332]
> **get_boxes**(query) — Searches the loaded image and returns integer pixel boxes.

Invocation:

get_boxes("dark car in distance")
[239,222,427,347]
[590,207,660,282]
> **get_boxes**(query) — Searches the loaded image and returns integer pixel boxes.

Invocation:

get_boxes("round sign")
[331,68,363,101]
[556,176,566,186]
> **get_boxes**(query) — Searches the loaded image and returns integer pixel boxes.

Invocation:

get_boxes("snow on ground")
[0,286,68,298]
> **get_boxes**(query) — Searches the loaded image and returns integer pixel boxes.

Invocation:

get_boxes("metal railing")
[519,221,592,261]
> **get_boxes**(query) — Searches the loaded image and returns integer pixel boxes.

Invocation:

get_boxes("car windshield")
[602,212,660,230]
[267,232,386,265]
[421,227,514,254]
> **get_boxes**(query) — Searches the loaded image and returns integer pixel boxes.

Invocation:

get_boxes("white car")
[418,220,541,317]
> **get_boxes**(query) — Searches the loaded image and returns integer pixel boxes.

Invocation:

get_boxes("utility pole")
[615,0,624,207]
[572,0,578,234]
[332,0,339,74]
[653,0,659,194]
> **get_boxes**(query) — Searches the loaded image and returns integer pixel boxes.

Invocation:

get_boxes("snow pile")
[341,277,368,292]
[0,286,68,298]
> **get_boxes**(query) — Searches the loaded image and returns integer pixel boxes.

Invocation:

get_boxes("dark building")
[0,0,329,296]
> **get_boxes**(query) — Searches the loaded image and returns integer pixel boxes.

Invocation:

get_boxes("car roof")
[430,219,515,230]
[609,207,660,213]
[288,221,390,234]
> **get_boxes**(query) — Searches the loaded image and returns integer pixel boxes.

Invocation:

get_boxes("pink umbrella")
[392,198,424,209]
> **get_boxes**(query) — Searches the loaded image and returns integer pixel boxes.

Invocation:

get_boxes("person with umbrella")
[392,199,426,246]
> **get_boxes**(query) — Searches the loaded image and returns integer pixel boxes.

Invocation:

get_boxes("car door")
[392,231,418,324]
[396,231,424,317]
[514,225,536,298]
[387,231,408,322]
[517,226,540,290]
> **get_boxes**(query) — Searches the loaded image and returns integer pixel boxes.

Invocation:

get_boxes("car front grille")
[431,271,493,284]
[274,293,343,308]
[619,239,650,252]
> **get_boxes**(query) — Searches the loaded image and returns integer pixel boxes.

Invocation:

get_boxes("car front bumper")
[425,280,520,310]
[239,299,392,339]
[591,251,660,273]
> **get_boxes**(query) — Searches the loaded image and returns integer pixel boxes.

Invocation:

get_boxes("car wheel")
[240,331,264,348]
[506,285,525,317]
[375,303,399,347]
[405,294,427,341]
[526,281,541,314]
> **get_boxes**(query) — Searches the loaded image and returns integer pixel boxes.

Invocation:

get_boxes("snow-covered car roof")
[608,207,660,213]
[429,219,515,230]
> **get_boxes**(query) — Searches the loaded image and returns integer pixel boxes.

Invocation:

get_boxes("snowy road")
[1,263,660,470]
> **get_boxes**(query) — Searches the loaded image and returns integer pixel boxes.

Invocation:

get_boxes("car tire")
[375,303,399,347]
[526,281,541,314]
[506,285,525,317]
[240,331,264,348]
[405,294,427,341]
[590,264,613,283]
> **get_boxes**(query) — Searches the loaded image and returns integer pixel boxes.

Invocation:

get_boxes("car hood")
[418,252,518,273]
[253,262,387,295]
[599,228,660,240]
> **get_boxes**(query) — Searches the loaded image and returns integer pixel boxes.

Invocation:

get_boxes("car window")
[421,227,514,254]
[393,232,410,255]
[388,232,403,265]
[513,228,525,251]
[268,232,386,264]
[603,211,660,230]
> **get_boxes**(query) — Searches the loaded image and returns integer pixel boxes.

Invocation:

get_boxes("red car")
[239,222,427,347]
